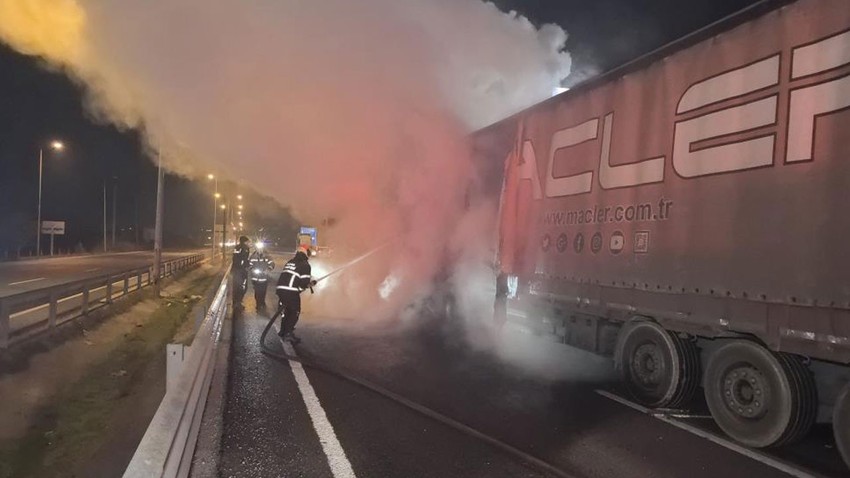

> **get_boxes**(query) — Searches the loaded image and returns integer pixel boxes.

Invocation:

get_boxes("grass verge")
[0,271,219,478]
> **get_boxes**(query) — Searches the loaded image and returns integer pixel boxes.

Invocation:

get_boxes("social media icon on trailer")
[541,234,551,252]
[634,231,650,253]
[591,232,603,254]
[556,233,569,253]
[610,231,625,254]
[573,233,585,253]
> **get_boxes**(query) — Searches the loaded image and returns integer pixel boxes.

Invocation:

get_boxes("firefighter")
[275,245,316,343]
[232,235,251,308]
[249,245,275,310]
[494,271,509,331]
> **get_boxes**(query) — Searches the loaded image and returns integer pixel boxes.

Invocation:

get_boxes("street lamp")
[36,140,64,257]
[208,174,218,261]
[108,175,118,251]
[152,148,166,296]
[218,203,228,260]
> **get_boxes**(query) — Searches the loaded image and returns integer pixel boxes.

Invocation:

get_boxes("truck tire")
[835,381,850,470]
[616,320,700,409]
[704,340,817,448]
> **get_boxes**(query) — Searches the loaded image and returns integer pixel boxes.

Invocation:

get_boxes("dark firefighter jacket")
[233,244,251,269]
[276,252,312,293]
[249,252,275,282]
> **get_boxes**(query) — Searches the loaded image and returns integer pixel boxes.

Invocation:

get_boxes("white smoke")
[0,0,570,319]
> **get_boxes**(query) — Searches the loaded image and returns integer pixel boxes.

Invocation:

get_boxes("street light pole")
[36,148,43,258]
[102,182,107,252]
[219,203,227,262]
[35,141,64,258]
[112,178,117,248]
[153,150,164,296]
[208,174,218,263]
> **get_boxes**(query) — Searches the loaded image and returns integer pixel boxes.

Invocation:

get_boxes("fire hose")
[257,245,576,478]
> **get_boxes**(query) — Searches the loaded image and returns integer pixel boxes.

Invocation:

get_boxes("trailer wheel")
[616,320,700,408]
[775,353,818,446]
[704,340,817,448]
[835,381,850,470]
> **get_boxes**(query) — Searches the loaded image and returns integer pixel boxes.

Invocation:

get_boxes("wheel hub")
[722,366,769,419]
[631,343,664,387]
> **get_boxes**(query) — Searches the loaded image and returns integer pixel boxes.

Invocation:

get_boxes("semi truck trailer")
[474,0,850,468]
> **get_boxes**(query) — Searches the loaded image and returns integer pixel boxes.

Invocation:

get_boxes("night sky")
[493,0,763,84]
[0,0,761,255]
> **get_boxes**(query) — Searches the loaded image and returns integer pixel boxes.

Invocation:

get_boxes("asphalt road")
[0,250,205,297]
[219,288,850,478]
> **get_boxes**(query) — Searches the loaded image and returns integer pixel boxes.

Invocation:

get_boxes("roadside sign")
[41,221,65,235]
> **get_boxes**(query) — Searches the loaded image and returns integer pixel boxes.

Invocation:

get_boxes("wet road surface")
[218,291,849,477]
[220,305,550,478]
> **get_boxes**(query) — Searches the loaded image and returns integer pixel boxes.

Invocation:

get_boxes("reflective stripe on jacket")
[276,254,311,292]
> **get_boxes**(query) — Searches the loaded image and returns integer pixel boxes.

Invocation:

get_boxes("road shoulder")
[0,266,219,478]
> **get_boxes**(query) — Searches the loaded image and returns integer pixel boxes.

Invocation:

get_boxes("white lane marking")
[507,308,528,319]
[104,251,147,256]
[595,389,826,478]
[8,277,46,286]
[275,325,357,478]
[85,268,101,272]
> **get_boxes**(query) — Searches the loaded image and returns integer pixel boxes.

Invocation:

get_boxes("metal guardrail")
[0,253,206,349]
[124,271,228,478]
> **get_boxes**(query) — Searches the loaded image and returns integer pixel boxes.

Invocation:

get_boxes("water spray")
[313,241,393,284]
